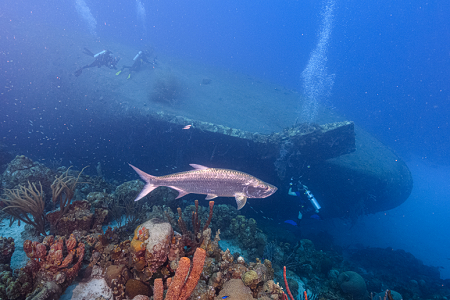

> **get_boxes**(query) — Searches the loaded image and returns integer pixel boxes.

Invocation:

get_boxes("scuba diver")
[115,50,155,79]
[74,48,120,77]
[288,177,322,220]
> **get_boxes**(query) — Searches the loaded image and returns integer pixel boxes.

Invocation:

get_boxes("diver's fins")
[74,69,82,77]
[116,70,122,76]
[127,74,131,79]
[83,48,95,57]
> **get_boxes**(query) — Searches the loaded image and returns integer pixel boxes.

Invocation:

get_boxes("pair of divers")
[74,48,120,77]
[116,50,154,79]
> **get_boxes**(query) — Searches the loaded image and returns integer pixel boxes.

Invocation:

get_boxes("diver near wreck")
[288,177,322,220]
[74,48,120,77]
[115,50,154,79]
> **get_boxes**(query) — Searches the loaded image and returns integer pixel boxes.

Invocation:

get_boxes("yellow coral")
[130,239,145,253]
[242,270,258,286]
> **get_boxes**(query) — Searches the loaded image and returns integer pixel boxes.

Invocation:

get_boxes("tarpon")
[129,164,277,209]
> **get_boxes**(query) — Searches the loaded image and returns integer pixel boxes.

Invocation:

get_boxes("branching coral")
[174,200,214,256]
[51,166,88,217]
[109,182,147,229]
[0,166,88,237]
[0,181,47,236]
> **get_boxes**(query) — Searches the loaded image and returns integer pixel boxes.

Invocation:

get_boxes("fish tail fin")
[129,164,158,201]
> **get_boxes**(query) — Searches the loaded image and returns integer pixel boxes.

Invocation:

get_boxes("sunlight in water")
[75,0,97,36]
[300,0,336,123]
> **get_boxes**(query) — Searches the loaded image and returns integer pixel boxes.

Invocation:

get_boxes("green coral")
[0,266,33,300]
[229,215,266,259]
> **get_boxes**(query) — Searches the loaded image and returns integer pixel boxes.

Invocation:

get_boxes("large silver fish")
[129,164,277,209]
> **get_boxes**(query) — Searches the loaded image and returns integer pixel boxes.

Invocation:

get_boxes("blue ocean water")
[1,0,449,285]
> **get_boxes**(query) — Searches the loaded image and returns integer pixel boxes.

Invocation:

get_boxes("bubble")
[136,0,147,33]
[300,0,336,123]
[75,0,97,36]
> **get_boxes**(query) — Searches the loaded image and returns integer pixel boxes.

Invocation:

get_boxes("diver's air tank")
[94,50,106,58]
[133,51,143,61]
[304,187,321,213]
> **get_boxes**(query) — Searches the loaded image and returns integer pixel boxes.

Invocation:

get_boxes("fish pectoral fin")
[189,164,209,170]
[171,187,189,199]
[234,193,248,210]
[205,194,218,200]
[135,184,157,201]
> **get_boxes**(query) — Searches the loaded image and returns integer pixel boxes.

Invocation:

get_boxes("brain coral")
[338,271,367,299]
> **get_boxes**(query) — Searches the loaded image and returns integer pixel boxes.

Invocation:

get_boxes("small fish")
[129,164,277,210]
[182,125,192,130]
[284,220,298,226]
[222,296,230,299]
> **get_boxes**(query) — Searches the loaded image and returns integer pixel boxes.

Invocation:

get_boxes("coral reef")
[1,181,47,236]
[0,237,15,265]
[23,234,85,289]
[107,180,149,231]
[0,262,33,300]
[46,200,107,236]
[1,161,91,237]
[228,215,267,259]
[1,155,53,197]
[1,155,448,300]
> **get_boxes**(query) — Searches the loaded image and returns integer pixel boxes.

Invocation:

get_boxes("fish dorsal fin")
[189,164,209,170]
[234,193,248,210]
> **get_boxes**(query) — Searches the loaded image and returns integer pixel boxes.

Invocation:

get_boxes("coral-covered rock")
[70,277,112,300]
[46,200,106,236]
[25,280,62,300]
[188,279,215,300]
[111,240,131,266]
[125,279,151,299]
[338,271,368,299]
[227,215,266,259]
[230,264,249,280]
[0,265,33,300]
[92,207,109,230]
[0,237,15,265]
[132,218,173,274]
[105,264,132,300]
[86,191,111,208]
[215,279,255,300]
[258,280,284,299]
[1,155,53,198]
[209,272,224,289]
[249,260,273,284]
[242,270,259,288]
[167,232,184,271]
[47,200,94,236]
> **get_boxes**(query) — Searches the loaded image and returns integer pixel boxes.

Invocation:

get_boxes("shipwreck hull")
[0,20,413,219]
[124,110,412,219]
